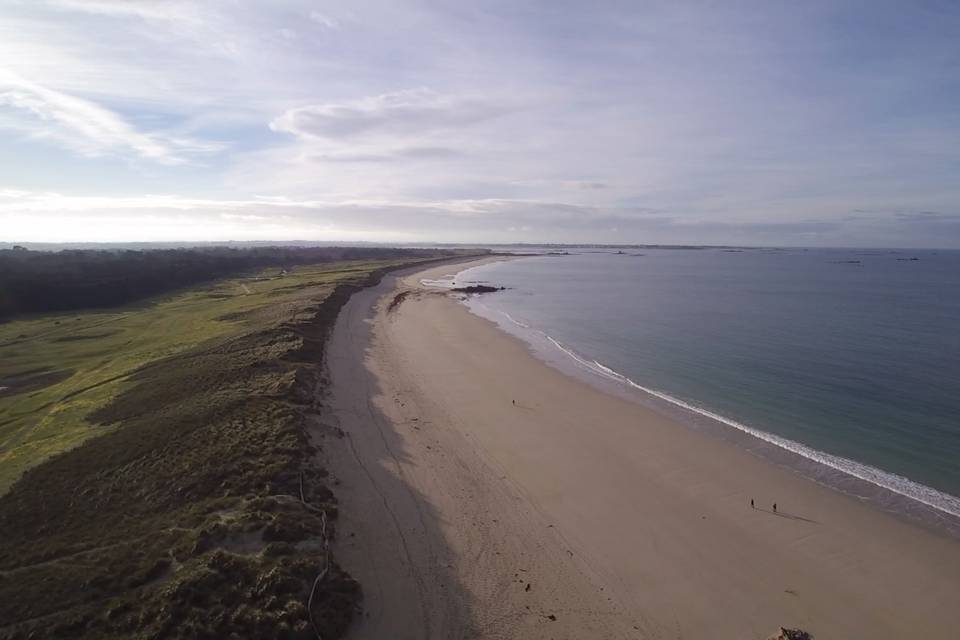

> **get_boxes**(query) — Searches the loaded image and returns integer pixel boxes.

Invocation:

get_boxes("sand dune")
[321,258,960,639]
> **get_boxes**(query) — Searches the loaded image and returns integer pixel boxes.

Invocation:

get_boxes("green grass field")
[0,259,408,494]
[0,255,440,638]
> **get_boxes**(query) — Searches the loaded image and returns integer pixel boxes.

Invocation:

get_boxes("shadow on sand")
[317,262,480,638]
[756,507,821,524]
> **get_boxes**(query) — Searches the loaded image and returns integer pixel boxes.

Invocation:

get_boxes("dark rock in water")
[452,285,506,294]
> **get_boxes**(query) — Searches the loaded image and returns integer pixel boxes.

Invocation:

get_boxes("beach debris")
[767,628,813,640]
[525,583,531,592]
[387,290,411,312]
[545,614,557,621]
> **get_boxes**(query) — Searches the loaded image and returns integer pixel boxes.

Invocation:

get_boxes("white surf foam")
[469,298,960,520]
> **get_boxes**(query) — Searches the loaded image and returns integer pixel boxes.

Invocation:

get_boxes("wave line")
[469,299,960,519]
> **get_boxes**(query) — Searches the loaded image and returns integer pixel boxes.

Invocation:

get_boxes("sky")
[1,0,959,247]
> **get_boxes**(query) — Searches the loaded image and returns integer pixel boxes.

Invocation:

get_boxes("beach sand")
[319,257,960,639]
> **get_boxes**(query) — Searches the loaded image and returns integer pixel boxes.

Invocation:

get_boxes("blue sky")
[1,0,958,246]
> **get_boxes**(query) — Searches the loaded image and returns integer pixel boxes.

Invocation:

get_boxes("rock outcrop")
[767,627,814,640]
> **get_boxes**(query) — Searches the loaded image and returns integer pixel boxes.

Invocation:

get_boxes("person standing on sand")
[773,503,777,513]
[750,499,754,509]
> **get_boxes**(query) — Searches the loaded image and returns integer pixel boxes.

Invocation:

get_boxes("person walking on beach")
[773,502,777,513]
[750,499,754,509]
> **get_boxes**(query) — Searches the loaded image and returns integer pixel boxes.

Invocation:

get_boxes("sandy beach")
[319,257,960,639]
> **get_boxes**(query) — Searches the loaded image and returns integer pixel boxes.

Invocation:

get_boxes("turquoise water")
[455,248,960,518]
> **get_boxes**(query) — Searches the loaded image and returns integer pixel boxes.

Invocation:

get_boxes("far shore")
[324,256,960,639]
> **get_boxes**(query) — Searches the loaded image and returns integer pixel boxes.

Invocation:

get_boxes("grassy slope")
[0,257,435,639]
[0,260,390,494]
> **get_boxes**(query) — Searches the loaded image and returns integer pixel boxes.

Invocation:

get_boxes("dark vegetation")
[386,290,411,313]
[0,369,75,398]
[0,246,450,321]
[451,284,505,294]
[0,255,459,639]
[769,629,814,640]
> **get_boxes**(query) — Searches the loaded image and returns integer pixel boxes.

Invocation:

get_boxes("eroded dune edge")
[0,255,472,640]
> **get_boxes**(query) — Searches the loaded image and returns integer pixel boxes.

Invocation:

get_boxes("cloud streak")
[49,0,203,24]
[0,70,222,164]
[270,89,507,141]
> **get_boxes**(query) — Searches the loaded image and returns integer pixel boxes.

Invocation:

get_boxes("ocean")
[449,248,960,527]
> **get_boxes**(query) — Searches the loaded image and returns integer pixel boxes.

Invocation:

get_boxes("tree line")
[0,246,453,321]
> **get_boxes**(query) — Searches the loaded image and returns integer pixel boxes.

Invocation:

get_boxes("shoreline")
[326,256,960,638]
[458,282,960,539]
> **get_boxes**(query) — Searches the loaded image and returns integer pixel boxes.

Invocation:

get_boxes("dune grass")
[0,259,405,494]
[0,256,440,639]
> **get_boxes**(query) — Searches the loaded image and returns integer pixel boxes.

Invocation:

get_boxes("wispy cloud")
[0,70,222,164]
[0,2,959,246]
[309,146,463,164]
[48,0,203,24]
[309,11,339,30]
[270,89,508,141]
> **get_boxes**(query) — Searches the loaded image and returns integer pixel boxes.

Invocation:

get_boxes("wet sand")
[320,257,960,639]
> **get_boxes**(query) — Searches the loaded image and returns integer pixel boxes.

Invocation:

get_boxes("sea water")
[452,248,960,527]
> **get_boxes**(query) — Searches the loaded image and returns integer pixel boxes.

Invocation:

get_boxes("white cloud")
[269,88,507,141]
[48,0,203,23]
[0,190,319,212]
[48,0,203,26]
[0,70,222,164]
[0,3,958,246]
[309,11,339,29]
[1,188,958,247]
